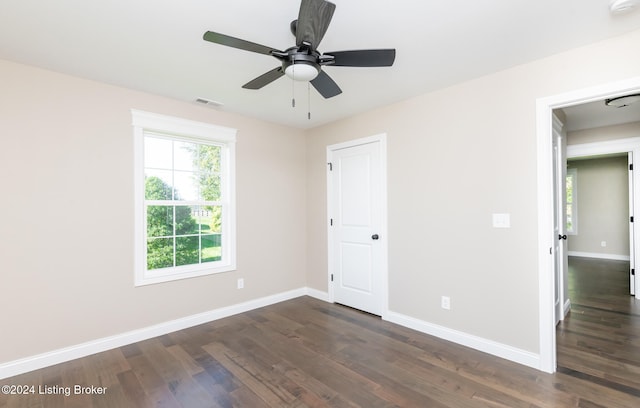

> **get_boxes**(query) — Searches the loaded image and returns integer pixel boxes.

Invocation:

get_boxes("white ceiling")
[562,98,640,132]
[2,0,640,129]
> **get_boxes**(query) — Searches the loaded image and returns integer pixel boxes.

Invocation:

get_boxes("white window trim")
[132,109,237,286]
[566,168,578,235]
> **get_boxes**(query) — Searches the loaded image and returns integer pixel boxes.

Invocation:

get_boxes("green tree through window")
[144,138,223,271]
[185,143,223,234]
[566,168,577,234]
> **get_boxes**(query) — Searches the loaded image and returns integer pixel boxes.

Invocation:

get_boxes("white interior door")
[629,152,635,295]
[553,116,568,323]
[328,137,386,316]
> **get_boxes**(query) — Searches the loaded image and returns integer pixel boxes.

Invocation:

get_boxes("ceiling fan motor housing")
[281,48,322,81]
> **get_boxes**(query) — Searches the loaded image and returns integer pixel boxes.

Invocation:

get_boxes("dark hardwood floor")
[2,260,640,407]
[556,256,640,405]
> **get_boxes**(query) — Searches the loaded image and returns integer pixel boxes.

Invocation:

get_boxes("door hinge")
[632,269,636,276]
[330,218,333,226]
[327,162,333,171]
[632,216,635,223]
[331,274,334,282]
[631,163,634,171]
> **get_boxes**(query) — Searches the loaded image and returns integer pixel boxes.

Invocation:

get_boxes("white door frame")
[326,133,389,316]
[536,76,640,373]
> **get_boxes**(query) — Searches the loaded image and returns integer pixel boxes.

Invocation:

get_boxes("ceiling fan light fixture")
[604,93,640,108]
[284,62,319,81]
[609,0,640,14]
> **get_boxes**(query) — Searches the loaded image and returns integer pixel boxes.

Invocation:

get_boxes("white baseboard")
[568,251,630,261]
[305,287,330,302]
[383,311,541,371]
[564,299,572,318]
[0,287,309,380]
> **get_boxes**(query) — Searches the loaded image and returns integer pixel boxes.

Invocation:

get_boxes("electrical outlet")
[441,296,451,310]
[601,241,607,247]
[237,278,244,289]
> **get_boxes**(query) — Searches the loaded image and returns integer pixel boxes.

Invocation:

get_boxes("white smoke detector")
[610,0,640,14]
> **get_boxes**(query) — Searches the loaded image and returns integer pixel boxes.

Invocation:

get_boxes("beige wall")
[566,122,640,259]
[0,59,307,364]
[306,28,640,353]
[567,156,629,256]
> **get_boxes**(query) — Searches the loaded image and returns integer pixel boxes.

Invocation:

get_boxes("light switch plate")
[493,213,511,228]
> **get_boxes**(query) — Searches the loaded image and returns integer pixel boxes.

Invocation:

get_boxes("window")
[132,110,236,286]
[566,168,577,235]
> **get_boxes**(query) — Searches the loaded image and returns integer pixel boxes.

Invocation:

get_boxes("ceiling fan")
[203,0,396,98]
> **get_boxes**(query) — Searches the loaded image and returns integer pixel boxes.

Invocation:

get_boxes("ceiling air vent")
[195,97,223,108]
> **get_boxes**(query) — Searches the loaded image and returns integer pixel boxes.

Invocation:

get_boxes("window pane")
[147,237,174,269]
[145,136,173,169]
[174,205,198,235]
[198,144,222,173]
[200,173,221,201]
[147,206,173,237]
[202,205,222,233]
[202,234,222,263]
[174,141,196,171]
[191,206,210,233]
[174,171,198,201]
[565,169,577,234]
[145,172,173,200]
[176,236,199,266]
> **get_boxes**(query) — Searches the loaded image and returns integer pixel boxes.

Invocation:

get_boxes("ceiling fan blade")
[242,67,285,89]
[295,0,336,49]
[203,31,281,56]
[325,49,396,67]
[310,70,342,98]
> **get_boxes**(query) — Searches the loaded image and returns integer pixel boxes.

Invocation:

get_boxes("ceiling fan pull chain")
[292,64,296,108]
[308,82,311,120]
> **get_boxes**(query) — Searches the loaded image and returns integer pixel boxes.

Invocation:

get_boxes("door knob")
[558,234,567,240]
[372,234,379,240]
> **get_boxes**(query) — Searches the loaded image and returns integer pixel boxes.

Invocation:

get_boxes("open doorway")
[563,131,640,297]
[550,105,638,325]
[552,111,640,388]
[536,78,640,373]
